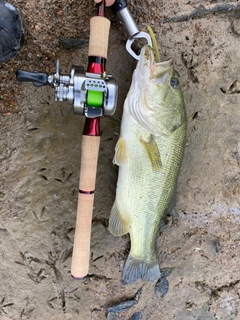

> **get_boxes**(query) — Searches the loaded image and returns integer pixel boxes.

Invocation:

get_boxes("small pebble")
[215,239,222,253]
[106,300,137,313]
[130,311,143,320]
[154,269,172,298]
[106,288,142,316]
[59,36,88,49]
[107,312,121,320]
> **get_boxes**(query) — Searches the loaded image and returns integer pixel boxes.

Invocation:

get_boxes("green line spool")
[87,90,103,107]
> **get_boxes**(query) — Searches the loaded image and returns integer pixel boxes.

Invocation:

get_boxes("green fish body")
[109,44,187,284]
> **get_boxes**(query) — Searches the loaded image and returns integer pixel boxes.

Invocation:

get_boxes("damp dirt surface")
[1,0,240,319]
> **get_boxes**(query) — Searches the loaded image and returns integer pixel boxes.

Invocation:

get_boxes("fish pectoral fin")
[109,202,129,236]
[113,137,127,166]
[140,135,162,171]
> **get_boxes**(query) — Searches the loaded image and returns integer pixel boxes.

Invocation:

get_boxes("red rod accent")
[97,1,104,16]
[88,62,103,74]
[82,117,100,136]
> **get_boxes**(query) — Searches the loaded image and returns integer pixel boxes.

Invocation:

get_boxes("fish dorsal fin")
[113,137,127,166]
[140,135,162,171]
[109,202,129,236]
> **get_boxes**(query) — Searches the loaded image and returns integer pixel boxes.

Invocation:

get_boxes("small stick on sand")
[163,3,240,23]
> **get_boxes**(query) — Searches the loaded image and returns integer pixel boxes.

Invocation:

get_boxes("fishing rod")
[16,1,118,279]
[71,1,116,279]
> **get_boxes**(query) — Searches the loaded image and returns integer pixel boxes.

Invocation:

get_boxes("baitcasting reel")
[16,60,118,118]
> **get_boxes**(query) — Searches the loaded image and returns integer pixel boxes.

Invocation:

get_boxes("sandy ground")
[0,0,240,319]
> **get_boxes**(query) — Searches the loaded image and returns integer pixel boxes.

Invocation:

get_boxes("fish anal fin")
[109,202,129,236]
[122,252,161,284]
[140,135,162,171]
[113,137,127,166]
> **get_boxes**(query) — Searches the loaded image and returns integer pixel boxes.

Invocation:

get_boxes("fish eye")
[170,78,179,88]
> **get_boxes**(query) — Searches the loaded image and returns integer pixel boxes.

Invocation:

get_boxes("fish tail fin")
[122,252,161,285]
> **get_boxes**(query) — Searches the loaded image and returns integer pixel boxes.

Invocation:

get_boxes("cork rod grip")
[88,16,111,59]
[71,135,101,279]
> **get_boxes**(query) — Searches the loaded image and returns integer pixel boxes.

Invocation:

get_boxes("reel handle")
[16,70,49,87]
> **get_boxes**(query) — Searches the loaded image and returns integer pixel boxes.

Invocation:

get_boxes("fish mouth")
[141,26,173,74]
[139,45,173,83]
[151,57,173,84]
[140,45,173,67]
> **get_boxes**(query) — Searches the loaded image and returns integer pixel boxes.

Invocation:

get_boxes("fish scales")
[109,43,187,284]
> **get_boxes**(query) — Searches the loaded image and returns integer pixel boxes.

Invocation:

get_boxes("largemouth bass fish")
[109,39,187,284]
